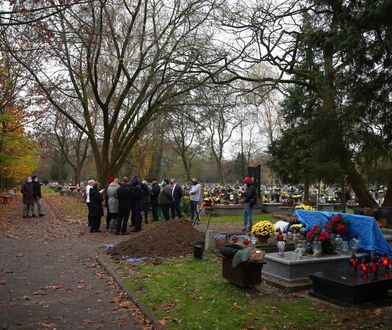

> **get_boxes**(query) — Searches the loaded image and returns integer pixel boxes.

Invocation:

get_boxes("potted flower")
[251,220,275,244]
[289,224,303,233]
[295,204,315,211]
[306,225,334,255]
[326,214,348,237]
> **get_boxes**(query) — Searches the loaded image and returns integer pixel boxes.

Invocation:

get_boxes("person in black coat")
[129,176,142,232]
[31,175,45,217]
[170,178,182,219]
[140,180,150,224]
[89,182,104,232]
[21,176,34,218]
[150,180,160,221]
[242,177,257,231]
[116,177,132,235]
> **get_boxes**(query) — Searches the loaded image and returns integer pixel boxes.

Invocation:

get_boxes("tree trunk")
[181,155,191,183]
[216,159,224,185]
[346,162,378,208]
[382,181,392,207]
[341,178,346,213]
[303,176,310,204]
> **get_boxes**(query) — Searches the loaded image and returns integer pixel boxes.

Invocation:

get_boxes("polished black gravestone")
[310,268,392,306]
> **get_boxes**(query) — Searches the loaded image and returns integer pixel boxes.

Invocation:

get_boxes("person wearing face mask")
[242,176,257,231]
[31,176,45,217]
[21,176,34,218]
[189,178,201,225]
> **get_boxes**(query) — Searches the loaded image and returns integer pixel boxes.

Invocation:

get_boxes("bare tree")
[199,85,243,184]
[167,110,203,182]
[2,0,240,184]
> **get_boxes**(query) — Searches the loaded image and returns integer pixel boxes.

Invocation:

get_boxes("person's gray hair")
[88,179,95,185]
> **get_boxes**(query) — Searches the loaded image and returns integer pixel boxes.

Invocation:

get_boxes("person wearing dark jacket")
[150,180,160,221]
[31,175,45,217]
[170,178,182,219]
[89,182,104,232]
[242,176,257,231]
[158,179,174,221]
[129,176,142,232]
[21,176,34,218]
[116,177,132,235]
[140,180,150,224]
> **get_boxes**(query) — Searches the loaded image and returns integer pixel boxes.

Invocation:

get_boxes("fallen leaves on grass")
[160,302,176,311]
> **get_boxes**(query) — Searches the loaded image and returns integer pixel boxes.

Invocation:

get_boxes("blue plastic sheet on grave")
[126,257,148,263]
[103,243,116,249]
[294,210,392,257]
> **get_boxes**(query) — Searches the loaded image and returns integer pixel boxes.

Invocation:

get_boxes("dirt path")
[0,195,150,329]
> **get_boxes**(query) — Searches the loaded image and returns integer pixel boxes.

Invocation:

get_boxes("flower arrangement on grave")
[289,224,303,233]
[252,220,275,244]
[295,203,315,211]
[306,225,334,254]
[326,214,348,235]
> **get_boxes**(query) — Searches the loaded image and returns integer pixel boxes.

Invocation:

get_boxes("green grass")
[41,186,58,195]
[200,213,275,224]
[122,256,378,330]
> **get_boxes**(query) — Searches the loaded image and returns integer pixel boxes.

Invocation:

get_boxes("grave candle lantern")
[381,253,389,269]
[360,258,368,273]
[349,253,358,270]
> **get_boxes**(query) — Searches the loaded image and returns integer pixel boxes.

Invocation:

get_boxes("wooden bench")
[0,192,15,204]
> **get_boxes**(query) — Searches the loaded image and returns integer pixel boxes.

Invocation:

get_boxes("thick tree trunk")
[346,162,378,208]
[216,159,224,185]
[181,155,191,183]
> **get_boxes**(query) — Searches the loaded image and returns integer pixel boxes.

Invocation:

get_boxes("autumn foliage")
[0,55,39,189]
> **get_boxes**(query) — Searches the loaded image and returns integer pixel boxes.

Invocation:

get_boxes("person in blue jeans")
[189,178,201,224]
[242,177,257,231]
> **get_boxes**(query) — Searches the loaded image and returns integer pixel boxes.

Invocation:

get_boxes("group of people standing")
[21,176,45,218]
[85,176,202,234]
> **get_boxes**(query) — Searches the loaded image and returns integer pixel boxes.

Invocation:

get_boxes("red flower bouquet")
[306,225,334,254]
[326,215,348,235]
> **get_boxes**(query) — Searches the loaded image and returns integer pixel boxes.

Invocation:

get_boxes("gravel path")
[0,196,148,330]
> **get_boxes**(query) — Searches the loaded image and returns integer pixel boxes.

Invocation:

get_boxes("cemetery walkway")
[0,195,147,329]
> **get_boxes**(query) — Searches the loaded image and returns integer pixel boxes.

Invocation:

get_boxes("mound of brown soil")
[108,219,205,258]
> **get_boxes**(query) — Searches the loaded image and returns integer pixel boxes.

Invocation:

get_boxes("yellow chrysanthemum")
[251,220,275,237]
[295,203,315,211]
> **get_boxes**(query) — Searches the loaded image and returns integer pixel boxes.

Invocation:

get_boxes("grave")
[310,268,392,306]
[262,251,368,289]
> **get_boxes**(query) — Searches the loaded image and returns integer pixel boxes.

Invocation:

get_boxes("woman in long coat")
[106,178,120,230]
[89,182,104,232]
[140,180,151,224]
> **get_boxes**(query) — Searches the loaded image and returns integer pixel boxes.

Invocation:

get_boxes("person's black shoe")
[96,229,101,232]
[90,228,95,233]
[130,228,141,232]
[39,213,45,217]
[32,214,37,217]
[114,232,120,235]
[121,232,129,235]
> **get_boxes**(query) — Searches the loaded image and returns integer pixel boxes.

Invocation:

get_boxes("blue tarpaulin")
[294,210,392,257]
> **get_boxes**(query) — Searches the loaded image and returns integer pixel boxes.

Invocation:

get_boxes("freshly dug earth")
[109,219,205,258]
